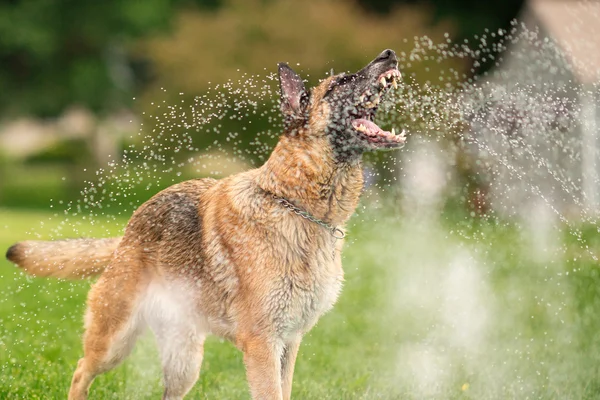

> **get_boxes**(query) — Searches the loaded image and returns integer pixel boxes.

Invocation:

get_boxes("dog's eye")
[336,75,354,86]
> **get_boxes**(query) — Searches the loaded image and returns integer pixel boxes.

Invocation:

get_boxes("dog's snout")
[375,49,396,62]
[358,49,399,77]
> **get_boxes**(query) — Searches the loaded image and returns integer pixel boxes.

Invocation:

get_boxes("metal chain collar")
[270,193,346,240]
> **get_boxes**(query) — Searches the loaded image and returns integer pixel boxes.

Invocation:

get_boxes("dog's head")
[278,49,405,160]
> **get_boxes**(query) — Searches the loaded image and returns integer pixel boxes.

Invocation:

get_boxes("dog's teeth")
[356,124,367,132]
[391,128,396,135]
[360,94,366,102]
[392,79,398,89]
[380,76,386,87]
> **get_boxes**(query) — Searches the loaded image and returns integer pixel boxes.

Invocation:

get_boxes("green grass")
[1,206,600,399]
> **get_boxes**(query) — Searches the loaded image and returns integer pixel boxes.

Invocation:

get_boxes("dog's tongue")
[352,118,404,143]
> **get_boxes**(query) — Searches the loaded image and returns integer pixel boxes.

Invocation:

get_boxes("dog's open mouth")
[352,68,405,148]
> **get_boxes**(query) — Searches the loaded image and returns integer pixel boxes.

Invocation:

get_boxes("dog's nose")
[375,49,396,62]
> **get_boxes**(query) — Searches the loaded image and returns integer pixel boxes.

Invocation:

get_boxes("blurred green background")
[8,1,600,400]
[0,0,524,210]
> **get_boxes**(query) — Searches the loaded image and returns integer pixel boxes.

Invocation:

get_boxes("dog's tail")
[5,238,122,279]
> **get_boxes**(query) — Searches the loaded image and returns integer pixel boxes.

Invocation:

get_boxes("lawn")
[1,205,600,399]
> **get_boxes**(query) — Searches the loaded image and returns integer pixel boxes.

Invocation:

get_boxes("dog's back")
[6,178,218,281]
[6,49,404,400]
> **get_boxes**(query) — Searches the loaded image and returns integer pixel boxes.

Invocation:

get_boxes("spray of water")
[4,3,600,397]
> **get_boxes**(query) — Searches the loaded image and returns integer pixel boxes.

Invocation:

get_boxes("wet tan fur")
[7,238,121,279]
[7,76,364,400]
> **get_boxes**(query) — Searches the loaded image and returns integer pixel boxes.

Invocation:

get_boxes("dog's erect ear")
[278,63,308,119]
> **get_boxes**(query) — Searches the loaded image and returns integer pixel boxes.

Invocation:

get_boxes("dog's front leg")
[242,335,283,400]
[280,337,301,400]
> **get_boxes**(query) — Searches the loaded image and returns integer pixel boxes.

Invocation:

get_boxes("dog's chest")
[298,264,343,325]
[270,241,344,337]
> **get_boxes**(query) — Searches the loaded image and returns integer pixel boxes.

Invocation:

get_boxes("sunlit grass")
[1,206,599,399]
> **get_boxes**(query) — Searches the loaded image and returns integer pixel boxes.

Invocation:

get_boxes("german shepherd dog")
[6,49,405,399]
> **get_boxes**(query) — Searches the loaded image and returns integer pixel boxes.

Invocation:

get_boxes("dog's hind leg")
[156,330,204,400]
[145,281,205,400]
[68,251,149,400]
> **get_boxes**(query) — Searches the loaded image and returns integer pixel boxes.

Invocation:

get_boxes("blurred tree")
[0,0,221,117]
[137,0,468,168]
[355,0,526,75]
[141,0,464,94]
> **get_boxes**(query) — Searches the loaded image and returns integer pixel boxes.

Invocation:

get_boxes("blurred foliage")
[357,0,525,74]
[140,0,465,95]
[0,0,221,117]
[0,0,526,210]
[0,161,200,210]
[137,0,470,170]
[358,0,524,39]
[25,138,90,164]
[0,0,525,117]
[0,164,69,208]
